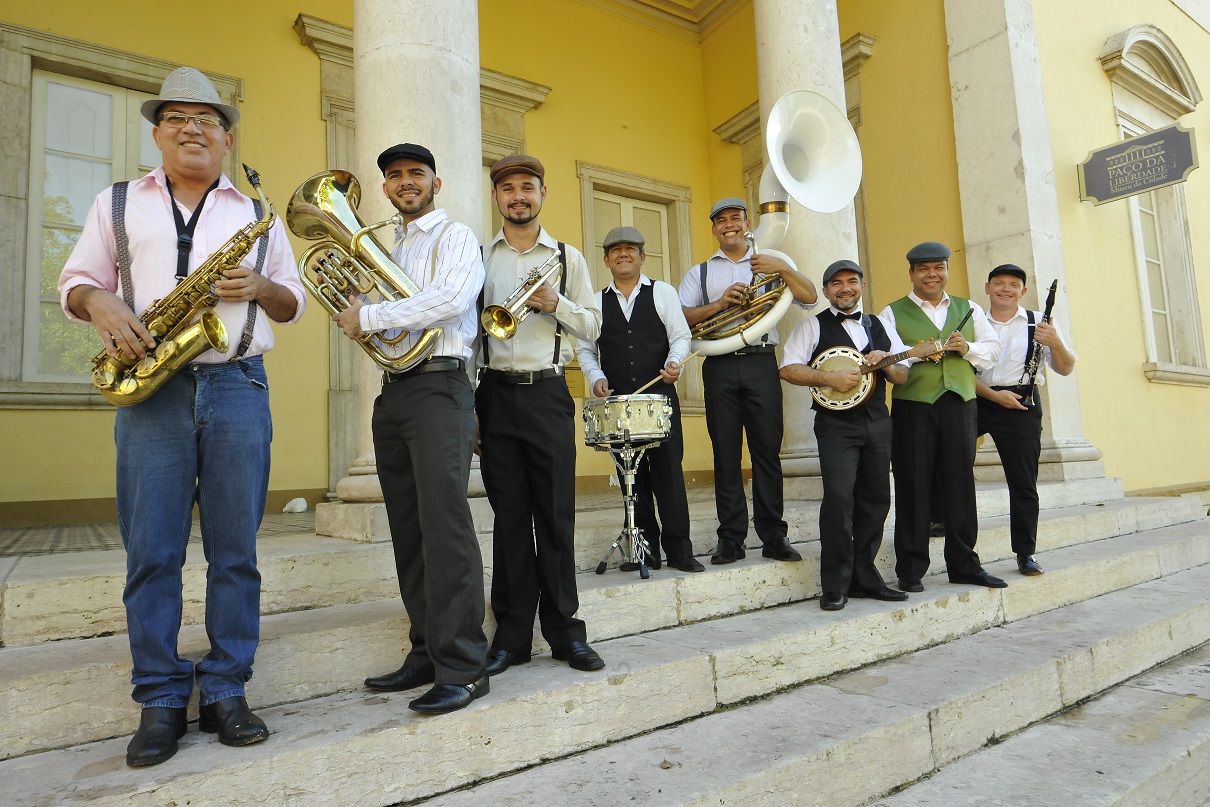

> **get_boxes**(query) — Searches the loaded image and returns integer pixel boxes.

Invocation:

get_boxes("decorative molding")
[841,31,877,80]
[293,14,353,68]
[481,68,552,115]
[1100,24,1201,119]
[569,0,747,43]
[0,382,112,410]
[1143,362,1210,386]
[713,101,760,146]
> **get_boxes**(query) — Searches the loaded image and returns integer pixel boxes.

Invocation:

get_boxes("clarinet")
[1017,280,1058,406]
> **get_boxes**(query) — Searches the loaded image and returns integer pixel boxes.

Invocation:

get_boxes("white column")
[335,0,483,502]
[753,0,859,496]
[944,0,1103,481]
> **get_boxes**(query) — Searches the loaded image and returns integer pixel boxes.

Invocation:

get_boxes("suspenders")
[479,241,568,369]
[112,181,267,360]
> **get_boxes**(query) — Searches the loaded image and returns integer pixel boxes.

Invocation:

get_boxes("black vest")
[599,284,674,396]
[809,310,891,420]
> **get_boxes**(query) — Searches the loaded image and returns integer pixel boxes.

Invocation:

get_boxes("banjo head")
[809,345,875,411]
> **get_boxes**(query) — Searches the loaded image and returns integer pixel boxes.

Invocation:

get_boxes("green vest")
[888,295,977,403]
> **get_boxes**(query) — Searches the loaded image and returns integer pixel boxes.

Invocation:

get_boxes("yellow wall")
[0,1,349,512]
[1034,1,1210,490]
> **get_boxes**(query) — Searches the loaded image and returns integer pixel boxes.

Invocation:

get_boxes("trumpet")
[481,254,562,340]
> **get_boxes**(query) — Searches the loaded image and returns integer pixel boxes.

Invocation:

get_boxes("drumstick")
[632,350,702,394]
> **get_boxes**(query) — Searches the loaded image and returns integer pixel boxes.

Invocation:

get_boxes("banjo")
[810,338,945,411]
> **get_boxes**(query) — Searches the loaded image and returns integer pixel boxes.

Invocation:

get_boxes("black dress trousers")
[891,392,984,581]
[477,376,587,655]
[633,388,693,562]
[373,369,488,686]
[977,395,1044,556]
[702,352,787,546]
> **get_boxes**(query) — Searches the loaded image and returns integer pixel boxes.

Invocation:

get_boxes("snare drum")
[582,394,672,446]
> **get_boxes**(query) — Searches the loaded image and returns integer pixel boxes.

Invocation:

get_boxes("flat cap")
[987,263,1027,283]
[602,226,645,251]
[822,259,863,286]
[490,154,545,185]
[906,241,952,263]
[709,197,747,220]
[377,143,436,174]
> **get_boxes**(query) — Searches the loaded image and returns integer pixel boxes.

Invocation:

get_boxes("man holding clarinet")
[976,265,1077,576]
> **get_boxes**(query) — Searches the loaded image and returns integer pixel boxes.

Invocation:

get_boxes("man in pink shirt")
[58,66,305,767]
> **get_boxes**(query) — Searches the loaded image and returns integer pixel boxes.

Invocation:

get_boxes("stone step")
[4,510,1205,788]
[870,642,1210,807]
[412,563,1210,807]
[0,490,1196,649]
[4,529,1205,807]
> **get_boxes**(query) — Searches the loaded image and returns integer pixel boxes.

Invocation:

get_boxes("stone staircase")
[2,478,1208,806]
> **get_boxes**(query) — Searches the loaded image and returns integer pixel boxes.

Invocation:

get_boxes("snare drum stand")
[594,439,662,579]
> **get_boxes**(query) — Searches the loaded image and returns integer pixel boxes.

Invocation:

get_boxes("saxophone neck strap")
[165,176,221,284]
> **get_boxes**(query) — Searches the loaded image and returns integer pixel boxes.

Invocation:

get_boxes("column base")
[315,501,391,543]
[974,439,1106,483]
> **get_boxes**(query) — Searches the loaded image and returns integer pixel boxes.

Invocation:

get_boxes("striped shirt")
[357,208,484,363]
[480,226,601,372]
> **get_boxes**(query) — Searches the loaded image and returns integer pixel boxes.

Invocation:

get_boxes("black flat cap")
[822,259,863,285]
[906,241,952,263]
[377,143,436,175]
[987,263,1027,282]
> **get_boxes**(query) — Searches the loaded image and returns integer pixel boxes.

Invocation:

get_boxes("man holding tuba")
[58,67,305,766]
[333,143,490,715]
[576,226,704,574]
[476,154,605,677]
[678,198,817,566]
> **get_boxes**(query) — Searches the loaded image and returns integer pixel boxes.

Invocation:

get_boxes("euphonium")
[480,253,562,340]
[90,164,275,406]
[286,170,441,372]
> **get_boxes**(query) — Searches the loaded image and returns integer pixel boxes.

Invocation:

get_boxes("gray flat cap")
[709,197,747,220]
[906,241,952,263]
[602,226,645,251]
[822,259,863,286]
[140,66,239,127]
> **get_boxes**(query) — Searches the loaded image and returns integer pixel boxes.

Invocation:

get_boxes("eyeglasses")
[158,112,227,130]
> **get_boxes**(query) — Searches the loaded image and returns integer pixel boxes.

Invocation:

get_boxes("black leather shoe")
[820,592,847,611]
[711,539,746,565]
[850,585,910,602]
[364,664,435,692]
[668,555,706,573]
[408,676,489,715]
[761,537,802,562]
[198,696,269,747]
[949,570,1009,589]
[485,649,531,677]
[1017,554,1044,576]
[897,577,925,593]
[929,521,946,538]
[126,706,187,767]
[552,641,606,671]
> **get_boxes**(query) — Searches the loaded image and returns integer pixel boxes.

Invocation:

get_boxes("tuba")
[480,253,562,340]
[286,170,441,372]
[691,90,863,356]
[90,164,275,406]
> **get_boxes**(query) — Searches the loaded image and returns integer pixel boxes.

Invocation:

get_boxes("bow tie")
[836,311,862,321]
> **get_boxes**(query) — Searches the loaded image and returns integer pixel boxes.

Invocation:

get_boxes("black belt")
[989,384,1034,396]
[382,356,465,384]
[479,367,564,385]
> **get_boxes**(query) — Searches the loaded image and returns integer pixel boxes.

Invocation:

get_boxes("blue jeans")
[115,357,272,708]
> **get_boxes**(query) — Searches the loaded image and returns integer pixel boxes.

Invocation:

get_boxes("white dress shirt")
[780,306,910,369]
[576,275,691,387]
[479,226,601,372]
[877,291,1001,372]
[677,247,815,347]
[979,306,1076,387]
[357,208,484,363]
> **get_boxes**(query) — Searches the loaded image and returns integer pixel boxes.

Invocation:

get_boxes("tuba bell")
[691,90,863,356]
[286,170,441,372]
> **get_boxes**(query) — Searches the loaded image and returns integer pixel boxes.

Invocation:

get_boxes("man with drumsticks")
[476,154,606,677]
[780,260,912,610]
[678,197,817,566]
[576,226,705,574]
[976,264,1077,576]
[879,241,1004,593]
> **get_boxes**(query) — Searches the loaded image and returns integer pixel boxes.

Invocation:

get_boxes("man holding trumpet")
[576,226,705,574]
[477,154,605,677]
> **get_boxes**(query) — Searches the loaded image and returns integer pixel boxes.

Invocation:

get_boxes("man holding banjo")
[780,260,916,610]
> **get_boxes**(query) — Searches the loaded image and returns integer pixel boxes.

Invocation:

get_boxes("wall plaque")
[1078,124,1198,205]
